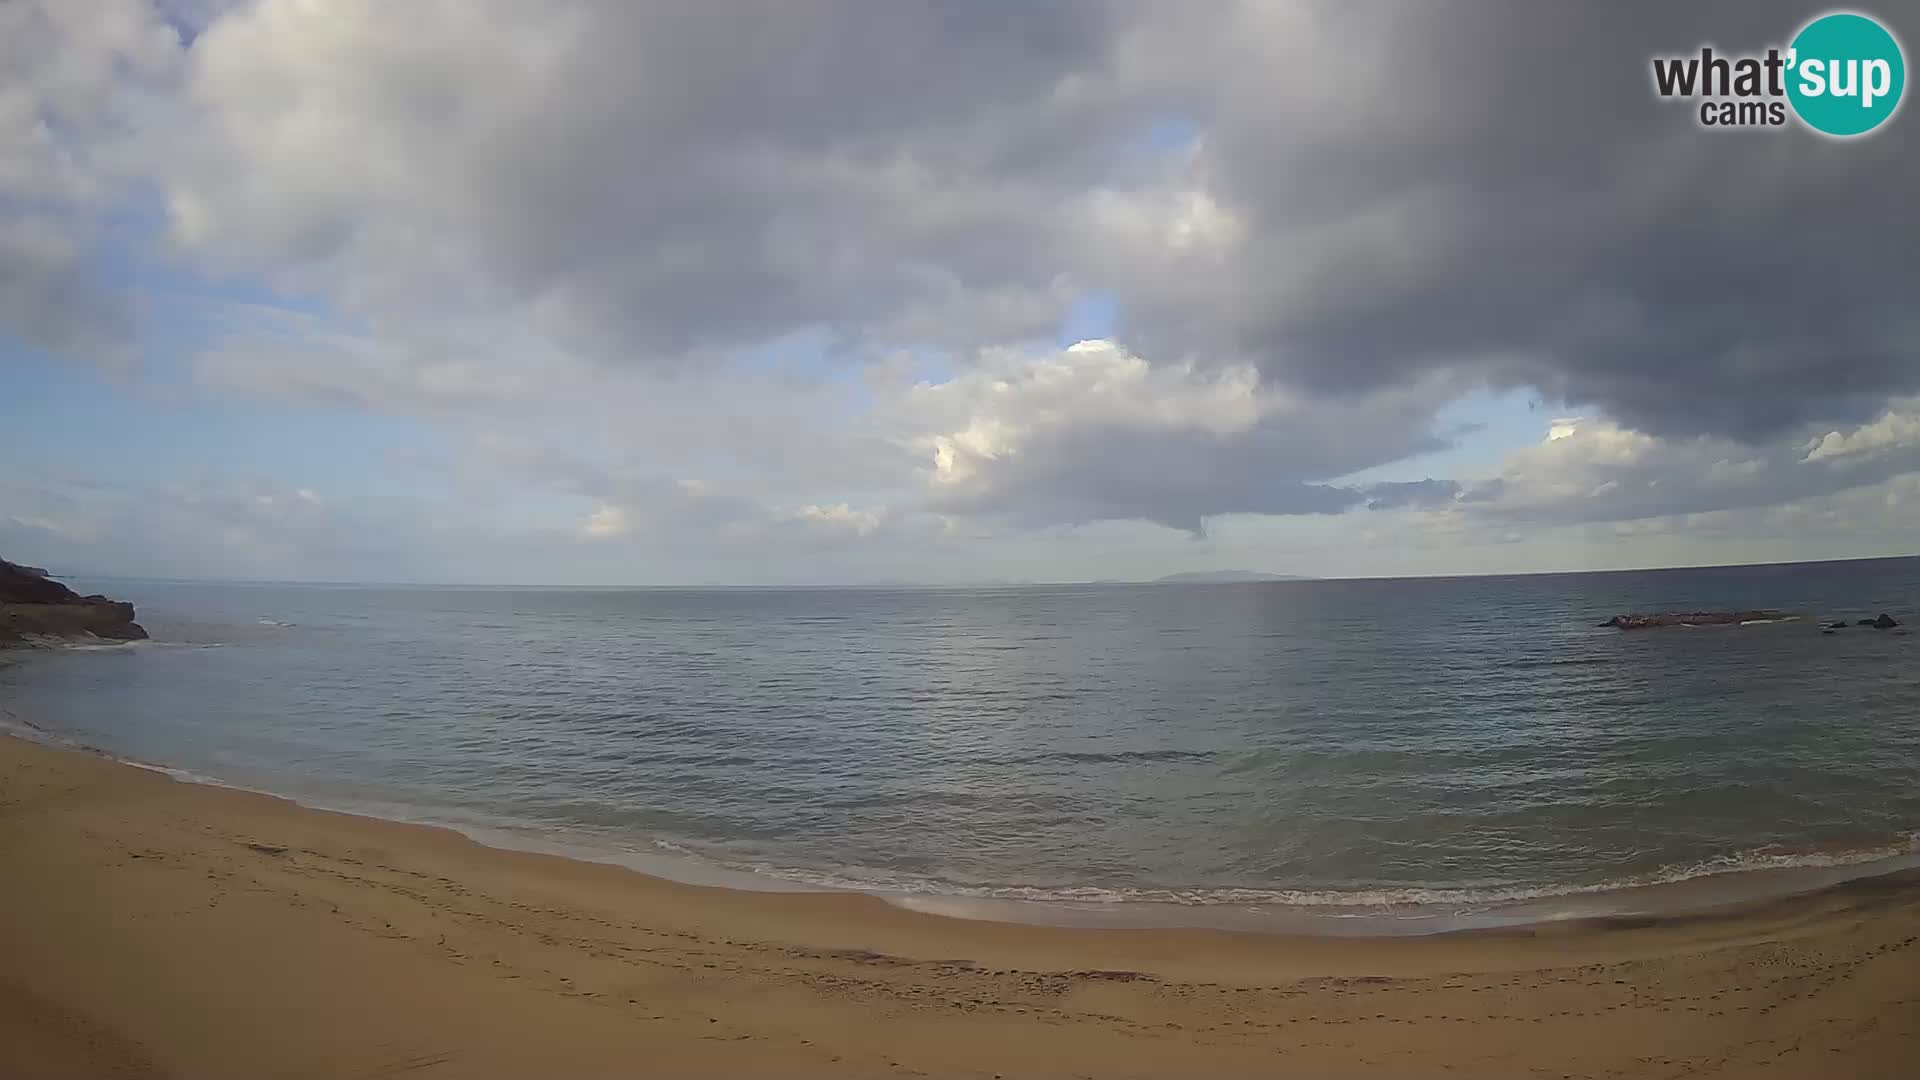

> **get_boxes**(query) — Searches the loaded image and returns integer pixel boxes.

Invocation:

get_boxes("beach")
[3,734,1917,1078]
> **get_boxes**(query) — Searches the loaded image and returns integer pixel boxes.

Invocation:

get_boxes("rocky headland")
[0,558,147,646]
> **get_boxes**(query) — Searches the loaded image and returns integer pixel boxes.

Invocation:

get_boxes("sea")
[4,556,1918,935]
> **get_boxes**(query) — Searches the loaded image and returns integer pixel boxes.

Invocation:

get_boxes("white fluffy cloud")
[1452,401,1920,527]
[1803,409,1920,467]
[0,0,182,365]
[577,503,626,540]
[0,0,180,203]
[786,502,885,538]
[885,340,1458,532]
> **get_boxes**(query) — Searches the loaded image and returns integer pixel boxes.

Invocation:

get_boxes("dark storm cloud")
[162,0,1153,363]
[1110,1,1920,442]
[158,0,1919,444]
[484,0,1135,354]
[15,0,1920,550]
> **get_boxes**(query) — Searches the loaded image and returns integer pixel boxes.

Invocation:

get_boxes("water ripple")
[5,560,1918,903]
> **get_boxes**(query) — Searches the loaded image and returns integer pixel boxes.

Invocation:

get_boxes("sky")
[3,0,1918,586]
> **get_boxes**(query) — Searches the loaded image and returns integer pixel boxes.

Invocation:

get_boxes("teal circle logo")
[1787,12,1906,136]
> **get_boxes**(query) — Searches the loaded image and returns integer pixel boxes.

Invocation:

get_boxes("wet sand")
[2,733,1917,1078]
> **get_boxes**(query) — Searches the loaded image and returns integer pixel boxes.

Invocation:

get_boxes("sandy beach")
[2,733,1916,1078]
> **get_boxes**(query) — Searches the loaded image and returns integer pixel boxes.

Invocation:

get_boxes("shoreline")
[20,719,1920,935]
[9,713,1920,939]
[4,732,1920,1076]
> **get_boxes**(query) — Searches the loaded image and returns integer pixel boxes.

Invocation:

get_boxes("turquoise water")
[4,557,1918,931]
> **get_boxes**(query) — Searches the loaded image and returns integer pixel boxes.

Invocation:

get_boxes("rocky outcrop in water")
[1598,611,1784,629]
[1835,615,1904,628]
[1603,610,1905,632]
[0,558,147,646]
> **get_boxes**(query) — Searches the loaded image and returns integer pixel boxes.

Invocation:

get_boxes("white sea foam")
[672,834,1920,912]
[13,634,145,652]
[6,635,225,653]
[118,758,243,789]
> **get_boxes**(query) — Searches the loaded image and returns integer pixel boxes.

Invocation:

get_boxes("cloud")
[1451,401,1920,526]
[1096,2,1920,442]
[786,503,885,538]
[470,432,613,500]
[1803,409,1920,466]
[1576,471,1920,556]
[13,0,1919,444]
[0,216,136,367]
[571,483,898,552]
[0,472,108,545]
[0,0,181,365]
[7,0,1920,583]
[161,2,1919,450]
[578,503,626,540]
[193,329,546,412]
[0,0,182,203]
[0,468,395,580]
[886,339,1462,532]
[152,0,1150,365]
[1362,479,1461,512]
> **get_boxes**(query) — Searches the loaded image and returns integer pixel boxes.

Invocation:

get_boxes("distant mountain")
[1151,570,1310,584]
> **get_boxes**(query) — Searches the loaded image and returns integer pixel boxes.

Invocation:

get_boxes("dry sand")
[2,732,1916,1078]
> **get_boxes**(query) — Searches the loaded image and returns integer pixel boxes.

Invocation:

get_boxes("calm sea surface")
[5,558,1918,932]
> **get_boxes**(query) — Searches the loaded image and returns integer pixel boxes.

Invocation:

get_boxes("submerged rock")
[1873,613,1900,629]
[1,557,147,646]
[1599,611,1784,629]
[1827,621,1849,629]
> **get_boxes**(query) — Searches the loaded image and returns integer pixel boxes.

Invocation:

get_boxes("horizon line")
[39,551,1920,592]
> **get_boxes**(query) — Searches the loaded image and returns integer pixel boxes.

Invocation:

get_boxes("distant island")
[1150,570,1311,584]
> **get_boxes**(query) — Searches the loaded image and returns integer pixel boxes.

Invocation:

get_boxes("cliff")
[0,558,148,646]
